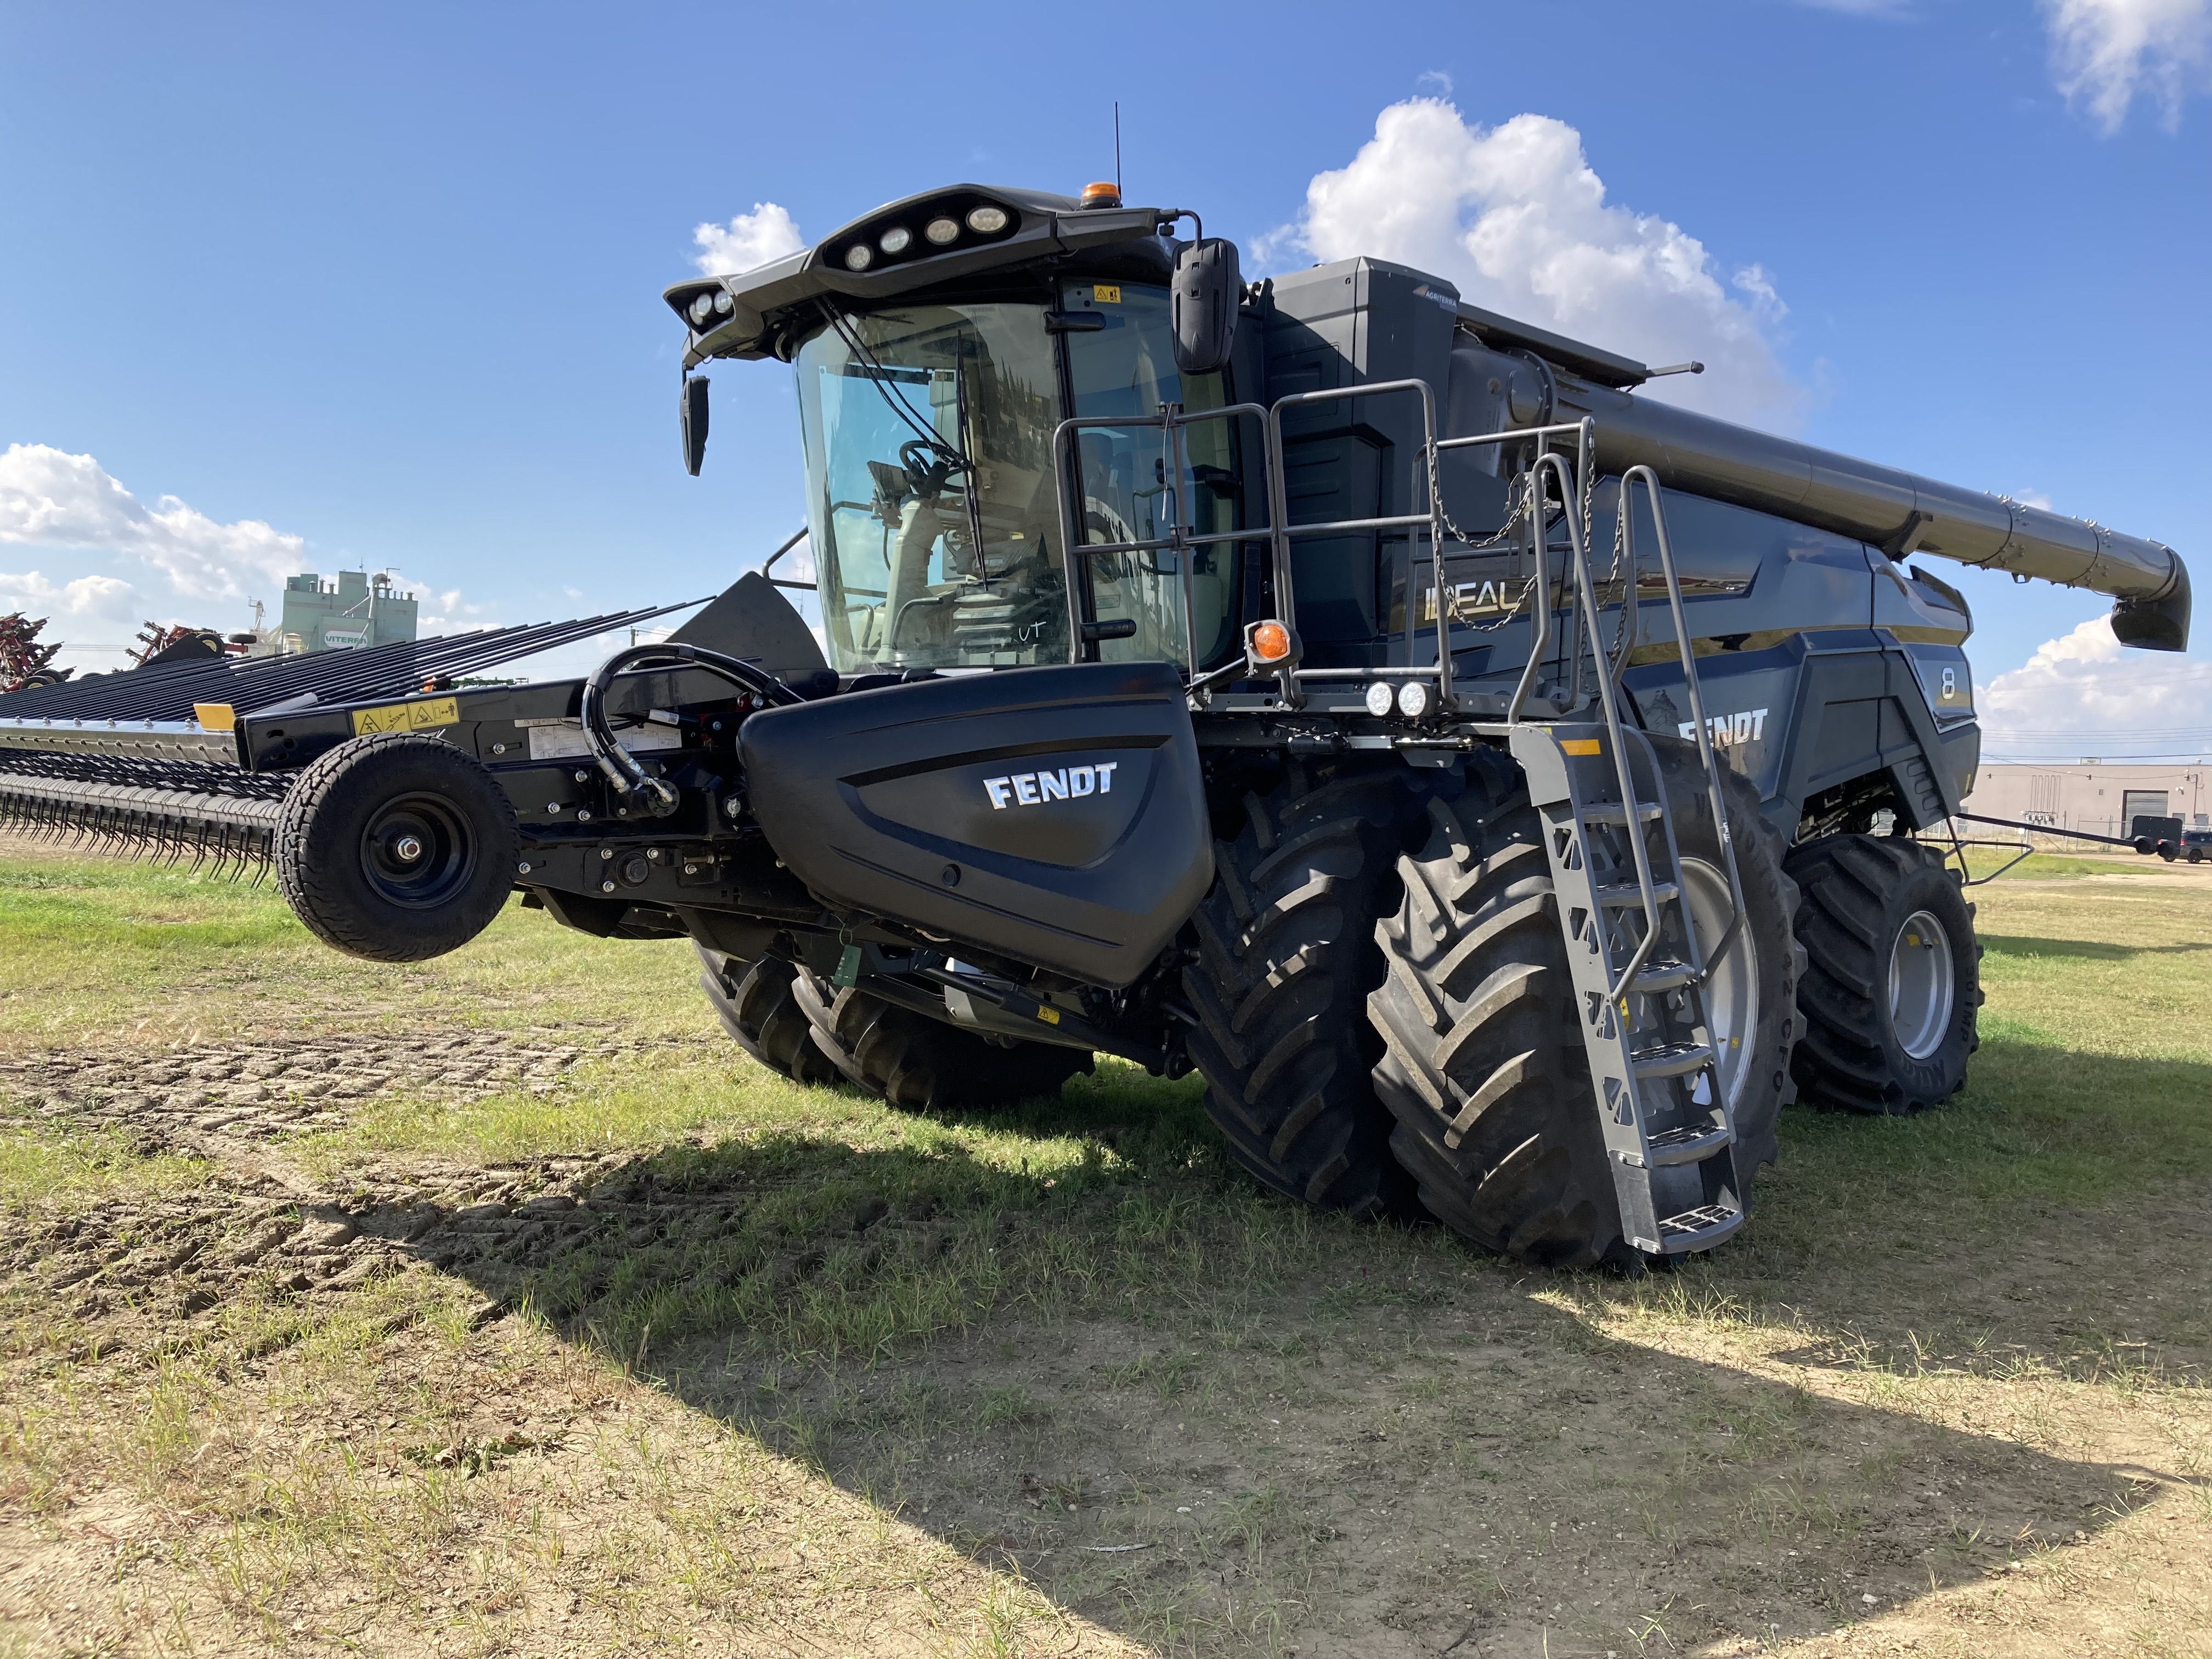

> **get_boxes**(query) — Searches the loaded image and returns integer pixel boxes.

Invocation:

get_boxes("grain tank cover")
[738,662,1212,988]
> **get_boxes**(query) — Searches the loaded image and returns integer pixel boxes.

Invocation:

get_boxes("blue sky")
[2,0,2207,752]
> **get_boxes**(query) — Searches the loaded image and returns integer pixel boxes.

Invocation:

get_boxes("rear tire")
[1785,834,1980,1113]
[1182,760,1424,1218]
[1368,742,1799,1267]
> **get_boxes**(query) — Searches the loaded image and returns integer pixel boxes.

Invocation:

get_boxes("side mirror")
[681,376,710,477]
[1171,238,1242,377]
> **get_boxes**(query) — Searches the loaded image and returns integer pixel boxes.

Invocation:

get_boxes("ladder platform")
[1580,802,1665,824]
[1632,958,1695,992]
[1643,1121,1734,1166]
[1632,1039,1715,1079]
[1595,880,1678,907]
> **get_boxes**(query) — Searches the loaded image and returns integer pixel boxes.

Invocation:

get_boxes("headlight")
[879,226,912,255]
[687,293,716,325]
[926,216,960,246]
[966,205,1011,235]
[713,291,734,315]
[1364,681,1396,719]
[844,244,874,272]
[1397,681,1432,719]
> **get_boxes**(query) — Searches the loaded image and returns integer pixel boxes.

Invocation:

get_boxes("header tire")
[275,732,518,962]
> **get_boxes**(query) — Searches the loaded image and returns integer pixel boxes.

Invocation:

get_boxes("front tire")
[1785,834,1980,1113]
[1368,742,1799,1267]
[696,945,1091,1106]
[696,946,845,1086]
[1182,760,1423,1217]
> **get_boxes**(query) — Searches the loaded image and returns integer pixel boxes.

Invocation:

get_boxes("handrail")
[1049,403,1279,679]
[1623,464,1748,980]
[1541,448,1665,1002]
[1264,379,1451,713]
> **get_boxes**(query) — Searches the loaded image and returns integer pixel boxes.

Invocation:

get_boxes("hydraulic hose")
[579,642,804,817]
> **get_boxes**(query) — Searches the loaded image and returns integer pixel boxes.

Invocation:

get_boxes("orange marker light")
[1250,620,1292,662]
[1080,180,1122,210]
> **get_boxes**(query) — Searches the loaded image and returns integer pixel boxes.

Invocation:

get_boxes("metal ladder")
[1509,454,1751,1255]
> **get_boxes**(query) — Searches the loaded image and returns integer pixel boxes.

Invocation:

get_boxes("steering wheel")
[900,438,970,481]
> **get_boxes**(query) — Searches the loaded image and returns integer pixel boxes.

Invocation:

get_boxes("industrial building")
[1961,763,2210,837]
[248,571,418,656]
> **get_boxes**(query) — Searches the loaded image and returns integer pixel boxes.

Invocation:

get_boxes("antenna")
[1114,101,1122,197]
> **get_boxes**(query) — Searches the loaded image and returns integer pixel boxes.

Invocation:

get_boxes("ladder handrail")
[1622,464,1749,979]
[1539,447,1667,1002]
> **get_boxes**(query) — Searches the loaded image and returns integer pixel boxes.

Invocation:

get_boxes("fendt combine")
[1,182,2190,1268]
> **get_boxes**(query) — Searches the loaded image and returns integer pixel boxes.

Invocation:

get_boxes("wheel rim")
[1888,909,1954,1061]
[360,792,475,909]
[1678,858,1758,1112]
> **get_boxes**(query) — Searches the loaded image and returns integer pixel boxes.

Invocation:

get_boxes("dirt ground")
[1,836,2208,1657]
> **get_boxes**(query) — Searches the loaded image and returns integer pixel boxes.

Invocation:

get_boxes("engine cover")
[740,662,1213,988]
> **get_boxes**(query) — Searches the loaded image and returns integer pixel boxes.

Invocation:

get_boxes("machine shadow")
[352,1104,2204,1656]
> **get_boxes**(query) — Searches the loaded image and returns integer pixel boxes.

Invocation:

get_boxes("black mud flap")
[740,662,1212,988]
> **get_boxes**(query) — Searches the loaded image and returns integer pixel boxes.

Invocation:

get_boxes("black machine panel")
[740,662,1212,988]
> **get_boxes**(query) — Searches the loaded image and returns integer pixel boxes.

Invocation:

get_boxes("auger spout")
[1570,381,2190,651]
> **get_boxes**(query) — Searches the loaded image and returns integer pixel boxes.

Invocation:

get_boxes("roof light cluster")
[840,200,1014,273]
[686,289,737,328]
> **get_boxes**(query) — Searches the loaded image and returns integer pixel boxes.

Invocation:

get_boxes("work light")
[926,217,960,245]
[844,244,873,272]
[879,226,912,255]
[966,205,1010,235]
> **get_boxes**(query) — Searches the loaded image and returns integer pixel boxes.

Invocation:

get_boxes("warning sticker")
[1091,284,1121,304]
[352,696,460,736]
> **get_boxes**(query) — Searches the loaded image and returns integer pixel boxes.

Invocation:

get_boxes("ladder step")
[1644,1121,1734,1166]
[1655,1201,1744,1252]
[1581,802,1665,824]
[1594,881,1679,907]
[1632,1040,1714,1079]
[1632,958,1695,992]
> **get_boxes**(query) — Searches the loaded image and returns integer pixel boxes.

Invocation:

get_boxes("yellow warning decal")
[193,702,236,732]
[1561,737,1601,756]
[1092,284,1121,304]
[1035,1005,1062,1025]
[352,696,460,736]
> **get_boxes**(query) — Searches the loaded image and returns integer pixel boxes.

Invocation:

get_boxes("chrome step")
[1594,880,1678,907]
[1632,1040,1716,1079]
[1644,1121,1734,1166]
[1654,1201,1745,1253]
[1632,957,1695,992]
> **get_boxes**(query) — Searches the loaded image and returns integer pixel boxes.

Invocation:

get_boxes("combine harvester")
[0,181,2188,1267]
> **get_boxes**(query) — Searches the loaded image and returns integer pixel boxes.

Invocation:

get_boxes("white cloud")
[1268,101,1801,426]
[2044,0,2212,131]
[0,444,489,674]
[692,203,805,276]
[1978,615,2212,748]
[1,443,303,603]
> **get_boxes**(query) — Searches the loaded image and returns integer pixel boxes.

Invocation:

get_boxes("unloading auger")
[3,179,2186,1268]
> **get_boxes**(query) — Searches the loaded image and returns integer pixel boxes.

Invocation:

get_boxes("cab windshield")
[793,289,1238,675]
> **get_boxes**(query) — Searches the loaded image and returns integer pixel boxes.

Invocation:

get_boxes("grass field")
[1,836,2208,1658]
